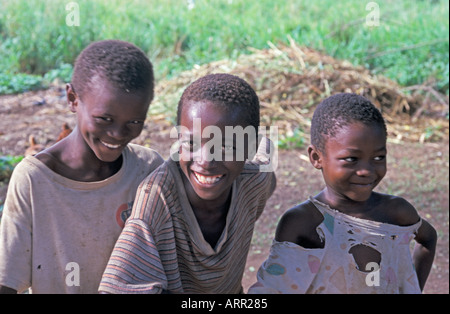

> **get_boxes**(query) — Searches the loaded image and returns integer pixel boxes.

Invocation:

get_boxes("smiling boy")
[0,40,163,293]
[99,73,276,294]
[249,93,436,294]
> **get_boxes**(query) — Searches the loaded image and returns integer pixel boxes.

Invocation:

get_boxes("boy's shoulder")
[275,199,325,248]
[126,143,163,164]
[373,192,420,227]
[279,200,324,229]
[240,161,277,198]
[138,157,178,192]
[8,156,44,182]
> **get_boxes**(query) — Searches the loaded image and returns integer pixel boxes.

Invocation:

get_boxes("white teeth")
[101,141,121,149]
[194,172,223,184]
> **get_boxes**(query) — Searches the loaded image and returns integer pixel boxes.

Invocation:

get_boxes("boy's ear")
[308,145,322,170]
[66,83,78,113]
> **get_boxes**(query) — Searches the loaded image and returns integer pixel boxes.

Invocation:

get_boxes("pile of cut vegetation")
[151,38,449,144]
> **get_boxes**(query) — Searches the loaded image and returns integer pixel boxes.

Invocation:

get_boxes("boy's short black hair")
[177,73,260,130]
[71,40,154,101]
[311,93,387,152]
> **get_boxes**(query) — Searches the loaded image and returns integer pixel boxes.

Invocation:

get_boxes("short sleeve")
[0,161,33,292]
[246,137,277,220]
[99,165,182,294]
[98,219,169,294]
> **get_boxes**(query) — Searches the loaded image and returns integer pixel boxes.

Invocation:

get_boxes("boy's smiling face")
[69,77,150,163]
[178,100,250,204]
[310,121,387,204]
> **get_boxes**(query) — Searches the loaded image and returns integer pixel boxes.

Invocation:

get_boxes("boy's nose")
[196,157,216,169]
[108,124,130,141]
[194,144,218,168]
[356,162,374,176]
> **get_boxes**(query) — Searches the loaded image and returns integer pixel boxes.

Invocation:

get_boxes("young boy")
[99,73,277,294]
[0,40,163,293]
[249,93,437,294]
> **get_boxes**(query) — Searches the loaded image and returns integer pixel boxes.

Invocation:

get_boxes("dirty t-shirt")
[0,144,163,293]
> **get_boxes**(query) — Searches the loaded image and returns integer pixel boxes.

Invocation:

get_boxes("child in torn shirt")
[249,93,437,294]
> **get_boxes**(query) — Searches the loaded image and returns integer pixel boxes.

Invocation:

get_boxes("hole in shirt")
[348,244,381,273]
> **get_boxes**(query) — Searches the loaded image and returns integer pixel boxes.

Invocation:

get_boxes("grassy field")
[0,0,448,94]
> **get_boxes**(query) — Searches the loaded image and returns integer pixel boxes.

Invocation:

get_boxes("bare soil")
[0,87,448,294]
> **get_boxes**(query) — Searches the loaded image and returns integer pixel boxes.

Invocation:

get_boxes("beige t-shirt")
[0,144,163,293]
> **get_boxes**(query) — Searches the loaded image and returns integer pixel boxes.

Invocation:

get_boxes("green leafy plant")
[278,127,306,150]
[0,72,43,94]
[0,155,24,182]
[43,63,73,84]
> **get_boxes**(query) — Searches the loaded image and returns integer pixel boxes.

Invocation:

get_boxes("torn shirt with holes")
[248,197,422,294]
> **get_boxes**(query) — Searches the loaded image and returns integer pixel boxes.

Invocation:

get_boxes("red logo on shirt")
[115,202,133,228]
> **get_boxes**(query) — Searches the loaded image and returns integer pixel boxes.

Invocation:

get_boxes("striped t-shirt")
[99,148,276,294]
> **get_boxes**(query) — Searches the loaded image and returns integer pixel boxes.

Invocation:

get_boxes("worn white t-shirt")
[0,144,163,293]
[248,198,422,294]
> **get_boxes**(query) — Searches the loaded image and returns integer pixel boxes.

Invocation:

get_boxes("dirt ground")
[0,86,448,294]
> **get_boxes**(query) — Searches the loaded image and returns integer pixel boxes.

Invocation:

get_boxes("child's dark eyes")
[223,145,235,152]
[95,116,113,123]
[341,156,386,163]
[373,155,386,161]
[94,117,144,126]
[181,140,198,152]
[340,156,356,162]
[180,141,236,154]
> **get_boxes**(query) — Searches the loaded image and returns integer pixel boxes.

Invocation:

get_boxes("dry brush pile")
[151,38,449,145]
[1,39,448,158]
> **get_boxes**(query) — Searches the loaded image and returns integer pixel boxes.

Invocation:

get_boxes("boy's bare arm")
[275,201,324,249]
[413,219,437,291]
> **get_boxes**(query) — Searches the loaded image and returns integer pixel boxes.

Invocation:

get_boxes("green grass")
[0,0,448,94]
